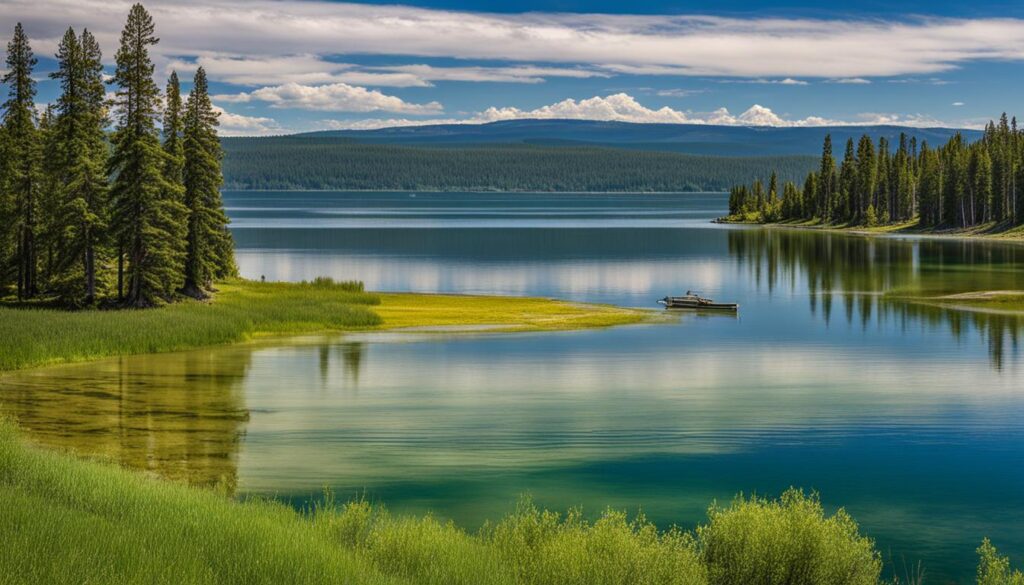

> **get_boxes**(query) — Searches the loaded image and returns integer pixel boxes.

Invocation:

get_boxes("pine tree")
[182,66,234,297]
[108,4,187,307]
[817,135,836,220]
[163,71,184,186]
[918,143,942,226]
[837,139,856,223]
[49,27,110,305]
[802,172,818,220]
[854,135,876,224]
[2,23,41,300]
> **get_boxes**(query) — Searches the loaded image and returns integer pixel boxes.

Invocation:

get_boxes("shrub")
[484,498,707,585]
[697,488,882,585]
[977,539,1024,585]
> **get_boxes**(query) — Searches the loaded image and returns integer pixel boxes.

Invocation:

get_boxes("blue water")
[6,191,1022,583]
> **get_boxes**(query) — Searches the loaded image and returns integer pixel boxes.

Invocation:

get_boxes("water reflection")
[0,349,251,490]
[728,228,1024,368]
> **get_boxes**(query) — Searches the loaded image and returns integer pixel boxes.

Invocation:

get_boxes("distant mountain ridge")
[296,119,982,157]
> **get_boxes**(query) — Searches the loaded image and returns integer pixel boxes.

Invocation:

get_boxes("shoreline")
[222,188,728,195]
[0,282,664,373]
[715,217,1024,243]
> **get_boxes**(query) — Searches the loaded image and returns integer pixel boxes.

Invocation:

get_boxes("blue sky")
[4,0,1024,135]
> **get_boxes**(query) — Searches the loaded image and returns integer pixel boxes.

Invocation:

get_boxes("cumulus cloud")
[321,93,847,130]
[7,0,1024,82]
[831,78,872,84]
[212,105,284,136]
[316,93,979,133]
[952,101,966,106]
[213,82,443,114]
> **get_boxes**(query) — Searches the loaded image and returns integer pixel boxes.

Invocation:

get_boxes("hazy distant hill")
[296,119,981,156]
[219,119,981,192]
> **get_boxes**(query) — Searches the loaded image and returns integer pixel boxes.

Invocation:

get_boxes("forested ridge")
[221,137,817,192]
[0,5,233,307]
[727,115,1024,230]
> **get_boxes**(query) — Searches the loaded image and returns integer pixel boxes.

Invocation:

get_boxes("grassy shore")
[0,279,656,372]
[885,290,1024,315]
[717,215,1024,242]
[0,421,875,585]
[3,420,1021,585]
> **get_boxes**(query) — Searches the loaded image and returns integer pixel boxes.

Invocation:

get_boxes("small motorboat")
[659,291,738,311]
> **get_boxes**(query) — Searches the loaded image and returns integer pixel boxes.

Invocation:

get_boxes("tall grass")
[0,279,382,371]
[10,421,1018,585]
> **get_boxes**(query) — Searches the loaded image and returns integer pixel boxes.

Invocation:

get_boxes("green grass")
[0,420,899,585]
[3,421,1020,584]
[719,214,1024,241]
[0,280,657,372]
[374,292,657,332]
[0,279,382,371]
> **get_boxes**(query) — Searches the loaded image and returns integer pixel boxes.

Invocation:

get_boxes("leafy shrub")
[697,488,882,585]
[484,498,707,585]
[977,539,1024,585]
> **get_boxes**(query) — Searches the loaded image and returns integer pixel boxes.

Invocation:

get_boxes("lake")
[4,191,1023,583]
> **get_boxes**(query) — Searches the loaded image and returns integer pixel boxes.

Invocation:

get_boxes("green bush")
[977,539,1024,585]
[697,489,882,585]
[484,499,706,585]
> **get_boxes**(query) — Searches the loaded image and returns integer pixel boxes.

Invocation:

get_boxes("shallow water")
[4,191,1023,583]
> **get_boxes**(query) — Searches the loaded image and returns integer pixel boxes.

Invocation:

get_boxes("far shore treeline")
[727,117,1024,230]
[0,4,233,308]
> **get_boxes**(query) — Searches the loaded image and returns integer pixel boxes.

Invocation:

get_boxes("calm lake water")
[4,191,1024,583]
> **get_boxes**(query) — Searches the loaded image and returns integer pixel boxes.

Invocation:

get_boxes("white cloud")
[165,54,608,87]
[719,78,810,85]
[316,93,983,133]
[321,93,843,130]
[316,117,465,131]
[213,82,443,114]
[212,105,283,136]
[655,88,705,98]
[7,0,1024,81]
[831,78,872,84]
[952,101,965,106]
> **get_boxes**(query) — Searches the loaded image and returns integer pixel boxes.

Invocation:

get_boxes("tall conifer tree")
[108,4,187,306]
[49,27,110,305]
[182,66,234,297]
[2,23,40,299]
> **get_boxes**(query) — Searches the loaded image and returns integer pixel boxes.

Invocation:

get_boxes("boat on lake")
[659,291,738,311]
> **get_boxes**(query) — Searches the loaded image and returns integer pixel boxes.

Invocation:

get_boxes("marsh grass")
[0,279,382,371]
[0,283,656,372]
[373,292,655,332]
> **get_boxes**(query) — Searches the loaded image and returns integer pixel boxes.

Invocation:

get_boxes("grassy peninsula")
[0,278,655,372]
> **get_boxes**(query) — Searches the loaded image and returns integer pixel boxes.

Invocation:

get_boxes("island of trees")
[725,116,1024,231]
[0,4,233,308]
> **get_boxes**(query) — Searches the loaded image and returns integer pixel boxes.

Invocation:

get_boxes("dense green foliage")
[0,279,380,371]
[1,23,41,300]
[726,115,1024,231]
[0,5,234,307]
[181,67,234,297]
[46,27,108,306]
[2,422,1018,585]
[221,136,817,192]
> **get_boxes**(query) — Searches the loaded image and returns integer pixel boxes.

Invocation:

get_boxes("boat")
[658,291,738,311]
